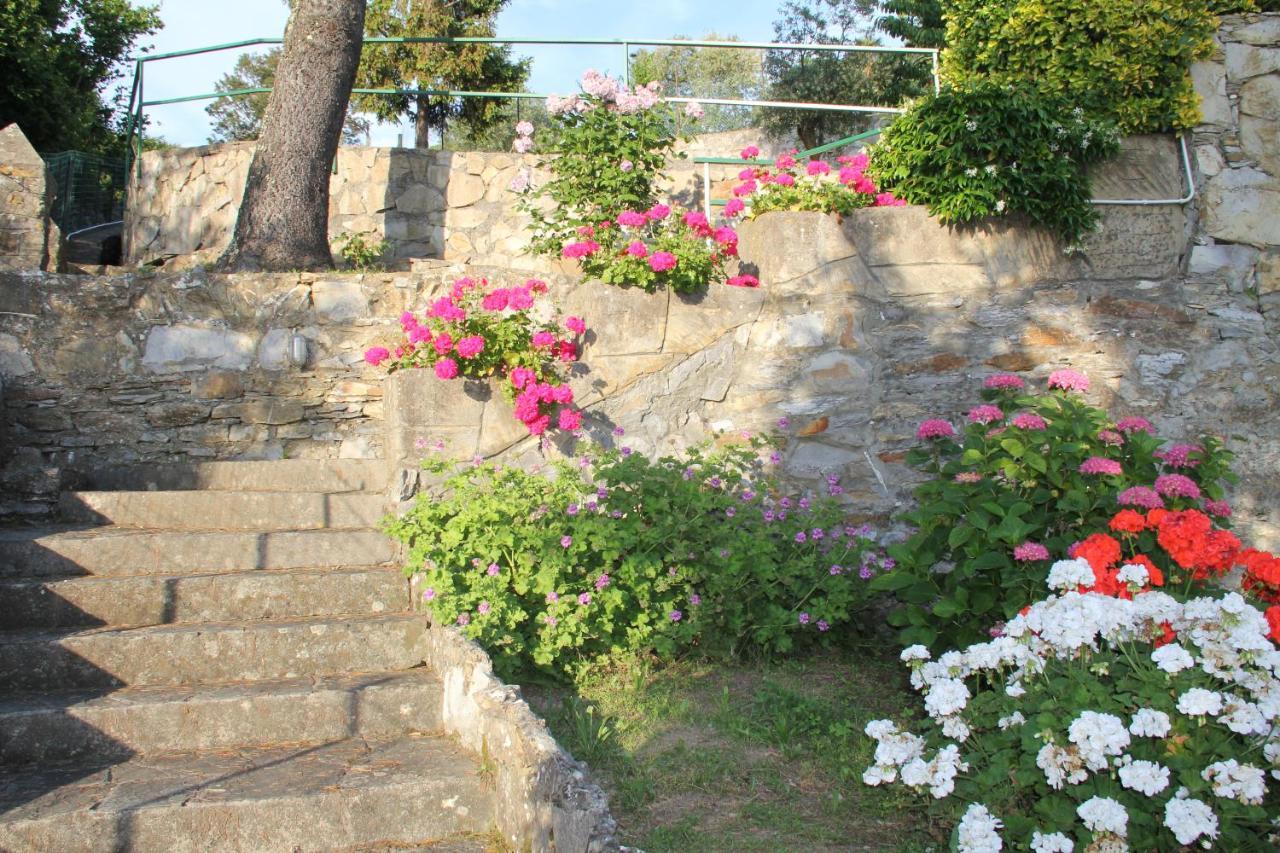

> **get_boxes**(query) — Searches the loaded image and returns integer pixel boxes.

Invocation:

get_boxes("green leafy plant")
[386,434,887,680]
[335,232,388,271]
[871,369,1236,651]
[521,69,697,257]
[868,84,1120,243]
[941,0,1226,134]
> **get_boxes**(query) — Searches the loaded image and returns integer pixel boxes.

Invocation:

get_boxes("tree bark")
[414,93,432,148]
[217,0,367,272]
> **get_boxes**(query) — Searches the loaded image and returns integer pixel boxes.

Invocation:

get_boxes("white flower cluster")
[862,579,1280,848]
[957,803,1003,852]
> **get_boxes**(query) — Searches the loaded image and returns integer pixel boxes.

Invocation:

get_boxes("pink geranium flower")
[724,198,745,217]
[740,145,760,159]
[616,210,647,228]
[562,240,599,259]
[455,336,485,359]
[806,160,831,176]
[364,347,390,366]
[433,358,459,379]
[649,251,677,272]
[564,316,586,335]
[626,240,648,258]
[726,274,759,288]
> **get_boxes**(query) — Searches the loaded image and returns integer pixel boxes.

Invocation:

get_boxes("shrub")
[725,146,905,220]
[862,548,1280,850]
[363,276,584,435]
[941,0,1224,134]
[522,69,695,259]
[335,232,388,270]
[386,435,888,680]
[561,204,736,294]
[867,85,1120,244]
[872,370,1236,651]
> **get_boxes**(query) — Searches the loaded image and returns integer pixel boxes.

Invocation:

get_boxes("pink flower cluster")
[1079,456,1123,476]
[967,404,1003,425]
[1155,473,1201,500]
[1115,416,1155,434]
[547,70,662,116]
[1118,485,1164,510]
[512,379,578,435]
[1156,443,1202,468]
[722,146,904,218]
[983,373,1025,391]
[1013,542,1050,562]
[1011,412,1047,431]
[917,419,955,440]
[512,120,534,154]
[1046,368,1090,393]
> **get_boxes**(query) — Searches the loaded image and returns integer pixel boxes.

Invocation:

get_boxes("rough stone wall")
[1189,13,1280,293]
[0,265,482,516]
[122,132,784,272]
[0,125,59,273]
[384,204,1279,551]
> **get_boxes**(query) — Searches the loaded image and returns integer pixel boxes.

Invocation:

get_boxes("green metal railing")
[123,35,940,180]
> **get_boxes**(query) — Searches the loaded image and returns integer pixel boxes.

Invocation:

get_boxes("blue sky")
[138,0,785,147]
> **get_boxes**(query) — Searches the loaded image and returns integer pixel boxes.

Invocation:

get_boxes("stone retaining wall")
[1189,13,1280,293]
[0,125,59,273]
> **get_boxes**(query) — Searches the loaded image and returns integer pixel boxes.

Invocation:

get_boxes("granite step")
[0,614,430,692]
[0,566,408,630]
[0,527,397,578]
[0,734,493,852]
[59,490,387,531]
[79,459,389,494]
[0,670,443,766]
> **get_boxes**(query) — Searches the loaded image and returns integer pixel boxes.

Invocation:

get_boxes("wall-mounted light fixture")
[288,332,309,368]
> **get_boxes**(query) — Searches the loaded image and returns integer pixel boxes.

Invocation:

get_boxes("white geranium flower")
[1177,688,1223,717]
[998,711,1026,730]
[862,764,895,785]
[957,803,1003,853]
[1218,695,1268,736]
[1077,796,1129,837]
[1116,563,1149,587]
[1202,759,1268,805]
[1047,558,1095,591]
[942,715,971,742]
[1030,831,1074,853]
[1164,792,1219,846]
[1118,759,1170,796]
[900,644,930,663]
[1151,643,1194,673]
[1067,711,1130,771]
[1129,708,1171,738]
[865,719,897,739]
[1037,743,1088,789]
[924,678,970,718]
[1006,681,1027,698]
[872,729,926,767]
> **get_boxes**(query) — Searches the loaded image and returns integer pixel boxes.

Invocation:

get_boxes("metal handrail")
[123,35,941,179]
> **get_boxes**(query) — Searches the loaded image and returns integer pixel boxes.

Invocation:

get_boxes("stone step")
[59,490,387,531]
[0,614,429,692]
[0,734,493,852]
[0,566,408,630]
[0,527,397,578]
[0,670,443,766]
[79,459,389,494]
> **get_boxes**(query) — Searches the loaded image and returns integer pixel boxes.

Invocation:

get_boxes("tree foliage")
[355,0,528,148]
[0,0,161,153]
[760,0,932,150]
[630,35,765,134]
[875,0,945,47]
[206,49,370,144]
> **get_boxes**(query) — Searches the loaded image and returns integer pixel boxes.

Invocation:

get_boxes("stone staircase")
[0,460,499,851]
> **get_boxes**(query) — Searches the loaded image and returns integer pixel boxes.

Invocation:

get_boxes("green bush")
[867,85,1119,243]
[386,435,886,680]
[941,0,1224,133]
[335,232,388,271]
[871,370,1236,652]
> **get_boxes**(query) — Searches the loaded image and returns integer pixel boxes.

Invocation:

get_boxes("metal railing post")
[622,41,630,86]
[702,162,712,222]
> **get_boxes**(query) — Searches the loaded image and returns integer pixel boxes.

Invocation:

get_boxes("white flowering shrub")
[863,579,1280,850]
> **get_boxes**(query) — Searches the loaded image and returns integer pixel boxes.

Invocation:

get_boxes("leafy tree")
[205,49,370,144]
[630,35,765,134]
[355,0,528,148]
[760,0,931,150]
[441,99,558,152]
[0,0,162,154]
[875,0,945,48]
[217,0,366,271]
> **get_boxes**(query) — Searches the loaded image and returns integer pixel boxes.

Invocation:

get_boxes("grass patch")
[524,642,942,852]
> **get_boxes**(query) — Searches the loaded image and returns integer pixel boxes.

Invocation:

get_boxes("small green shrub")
[387,435,887,680]
[941,0,1224,133]
[335,232,388,271]
[867,84,1120,243]
[871,369,1236,652]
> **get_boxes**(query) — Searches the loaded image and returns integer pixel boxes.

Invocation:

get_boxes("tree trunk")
[414,94,432,148]
[217,0,367,272]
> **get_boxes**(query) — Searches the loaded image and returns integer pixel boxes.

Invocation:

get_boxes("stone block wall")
[1189,13,1280,293]
[0,125,59,273]
[122,131,788,273]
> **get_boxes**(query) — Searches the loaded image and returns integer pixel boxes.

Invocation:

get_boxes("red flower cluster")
[1068,532,1163,599]
[1239,549,1280,604]
[1153,509,1240,580]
